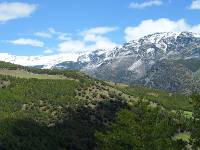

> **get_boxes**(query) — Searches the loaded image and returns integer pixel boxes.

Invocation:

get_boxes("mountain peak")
[141,31,200,41]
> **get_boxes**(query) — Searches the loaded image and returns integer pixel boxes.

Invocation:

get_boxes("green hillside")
[0,61,198,150]
[116,84,192,111]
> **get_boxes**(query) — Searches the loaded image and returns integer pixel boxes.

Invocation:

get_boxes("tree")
[96,100,182,150]
[190,93,200,149]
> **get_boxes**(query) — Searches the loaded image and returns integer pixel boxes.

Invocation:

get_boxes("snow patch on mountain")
[0,53,79,69]
[128,59,142,71]
[146,48,155,54]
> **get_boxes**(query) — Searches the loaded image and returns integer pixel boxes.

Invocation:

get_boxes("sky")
[0,0,200,56]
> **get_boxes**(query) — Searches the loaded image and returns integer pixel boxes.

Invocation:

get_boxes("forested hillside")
[0,61,199,150]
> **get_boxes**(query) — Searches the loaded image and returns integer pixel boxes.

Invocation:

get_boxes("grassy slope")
[115,84,192,111]
[0,69,67,79]
[0,61,192,111]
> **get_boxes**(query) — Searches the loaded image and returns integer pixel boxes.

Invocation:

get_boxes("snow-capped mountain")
[0,53,79,69]
[1,31,200,92]
[76,31,200,92]
[1,31,200,70]
[67,31,200,73]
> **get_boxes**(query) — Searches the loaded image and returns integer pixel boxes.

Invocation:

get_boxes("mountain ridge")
[1,31,200,69]
[1,31,200,92]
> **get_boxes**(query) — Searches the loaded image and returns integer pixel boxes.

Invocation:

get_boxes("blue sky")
[0,0,200,56]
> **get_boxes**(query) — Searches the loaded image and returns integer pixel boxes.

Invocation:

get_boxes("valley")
[1,32,200,150]
[1,0,200,149]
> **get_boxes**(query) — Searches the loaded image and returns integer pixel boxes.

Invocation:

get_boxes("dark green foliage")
[0,100,128,150]
[118,85,192,111]
[0,62,130,149]
[0,61,23,70]
[96,101,184,150]
[190,93,200,149]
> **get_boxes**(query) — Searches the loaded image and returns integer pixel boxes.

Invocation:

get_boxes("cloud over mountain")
[58,27,119,53]
[125,18,200,41]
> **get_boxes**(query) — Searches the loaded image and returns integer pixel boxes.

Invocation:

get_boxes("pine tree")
[96,100,182,150]
[190,93,200,149]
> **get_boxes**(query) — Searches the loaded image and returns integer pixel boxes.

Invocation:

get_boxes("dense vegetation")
[96,101,186,150]
[190,93,200,149]
[0,61,199,150]
[117,84,192,111]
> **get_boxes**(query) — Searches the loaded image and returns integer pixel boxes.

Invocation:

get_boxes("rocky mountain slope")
[70,32,200,93]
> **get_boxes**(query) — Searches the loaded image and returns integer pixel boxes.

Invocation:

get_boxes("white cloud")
[58,38,118,53]
[8,38,44,47]
[58,40,86,53]
[82,27,118,42]
[48,28,56,34]
[82,27,118,35]
[30,27,118,54]
[83,27,119,50]
[0,2,37,22]
[124,18,200,41]
[35,32,52,38]
[58,26,119,53]
[129,0,162,9]
[86,38,118,50]
[44,49,53,54]
[58,33,71,41]
[35,28,71,41]
[189,0,200,10]
[50,28,72,41]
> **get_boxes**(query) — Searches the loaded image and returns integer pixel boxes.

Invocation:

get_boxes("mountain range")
[1,31,200,93]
